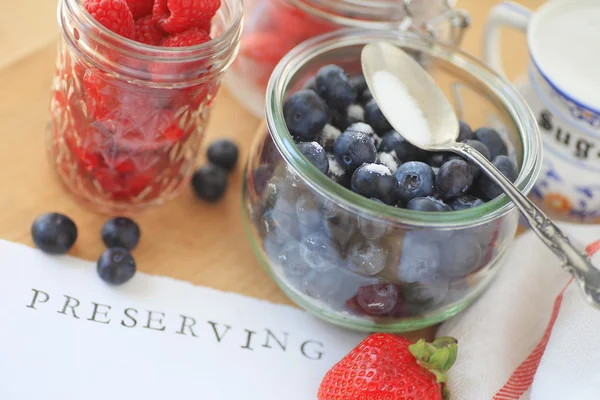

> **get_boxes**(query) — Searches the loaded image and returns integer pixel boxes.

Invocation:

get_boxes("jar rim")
[265,29,543,229]
[61,0,243,63]
[287,0,447,28]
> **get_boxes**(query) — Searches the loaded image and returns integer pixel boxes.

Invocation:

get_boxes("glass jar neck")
[287,0,448,28]
[58,0,242,85]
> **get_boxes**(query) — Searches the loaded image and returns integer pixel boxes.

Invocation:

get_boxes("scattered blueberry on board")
[207,139,239,171]
[255,63,520,320]
[32,212,140,285]
[192,164,229,202]
[192,138,239,202]
[97,247,137,285]
[101,217,140,250]
[31,213,78,254]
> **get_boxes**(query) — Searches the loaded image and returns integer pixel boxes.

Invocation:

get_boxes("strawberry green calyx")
[408,336,458,385]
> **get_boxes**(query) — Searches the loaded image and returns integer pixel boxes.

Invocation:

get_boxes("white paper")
[0,240,365,400]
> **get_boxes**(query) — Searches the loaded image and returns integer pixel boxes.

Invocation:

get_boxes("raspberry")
[84,0,136,40]
[134,15,165,45]
[161,27,211,47]
[126,0,155,18]
[152,0,220,34]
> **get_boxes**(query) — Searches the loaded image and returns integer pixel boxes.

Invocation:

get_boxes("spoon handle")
[451,142,600,307]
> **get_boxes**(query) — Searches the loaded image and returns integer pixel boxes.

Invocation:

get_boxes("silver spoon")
[361,41,600,307]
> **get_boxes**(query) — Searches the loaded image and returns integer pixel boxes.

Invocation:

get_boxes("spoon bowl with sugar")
[361,41,600,308]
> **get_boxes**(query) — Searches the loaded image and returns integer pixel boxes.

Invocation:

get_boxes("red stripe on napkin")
[493,239,600,399]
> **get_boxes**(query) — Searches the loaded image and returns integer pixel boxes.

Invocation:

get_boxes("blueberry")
[295,194,322,231]
[301,269,343,302]
[376,152,401,174]
[333,129,377,172]
[457,120,473,142]
[351,163,398,204]
[317,124,341,152]
[192,164,228,202]
[450,195,484,211]
[473,127,508,159]
[315,65,357,110]
[346,238,388,276]
[476,155,518,201]
[365,99,392,134]
[406,228,453,243]
[329,104,365,131]
[443,140,490,180]
[395,161,435,203]
[101,217,141,250]
[31,213,77,254]
[207,139,239,171]
[356,283,399,315]
[297,142,329,174]
[435,159,473,200]
[303,76,317,92]
[326,154,351,188]
[262,209,299,244]
[346,122,380,148]
[398,233,442,283]
[283,90,328,141]
[378,130,425,162]
[440,234,483,279]
[322,205,357,249]
[97,247,136,285]
[252,164,272,196]
[358,211,390,241]
[406,197,452,212]
[426,152,445,168]
[299,231,341,272]
[403,279,450,312]
[271,179,300,214]
[360,87,373,105]
[350,75,367,95]
[277,241,309,280]
[335,270,379,309]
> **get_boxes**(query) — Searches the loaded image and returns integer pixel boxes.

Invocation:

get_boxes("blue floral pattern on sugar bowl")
[530,62,600,132]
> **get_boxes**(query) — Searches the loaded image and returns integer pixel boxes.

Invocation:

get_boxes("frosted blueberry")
[346,239,388,276]
[300,232,340,272]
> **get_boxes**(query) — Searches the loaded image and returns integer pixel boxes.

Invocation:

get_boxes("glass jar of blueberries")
[243,29,542,332]
[226,0,470,118]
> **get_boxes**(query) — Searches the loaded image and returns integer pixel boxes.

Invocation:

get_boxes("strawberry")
[318,334,458,400]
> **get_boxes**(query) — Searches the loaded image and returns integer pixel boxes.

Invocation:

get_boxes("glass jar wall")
[242,30,542,332]
[225,0,469,117]
[49,0,242,214]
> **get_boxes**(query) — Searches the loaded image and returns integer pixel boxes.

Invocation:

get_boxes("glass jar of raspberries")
[226,0,470,117]
[243,29,542,332]
[49,0,242,214]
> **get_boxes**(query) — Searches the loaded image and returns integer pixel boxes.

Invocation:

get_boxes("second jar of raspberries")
[225,0,469,117]
[49,0,242,214]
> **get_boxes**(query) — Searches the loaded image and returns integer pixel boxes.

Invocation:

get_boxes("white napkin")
[438,223,600,399]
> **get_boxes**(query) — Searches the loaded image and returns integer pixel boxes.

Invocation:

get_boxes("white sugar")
[327,155,344,177]
[362,163,391,176]
[321,124,341,141]
[347,122,374,135]
[347,104,365,121]
[371,70,432,147]
[377,152,399,173]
